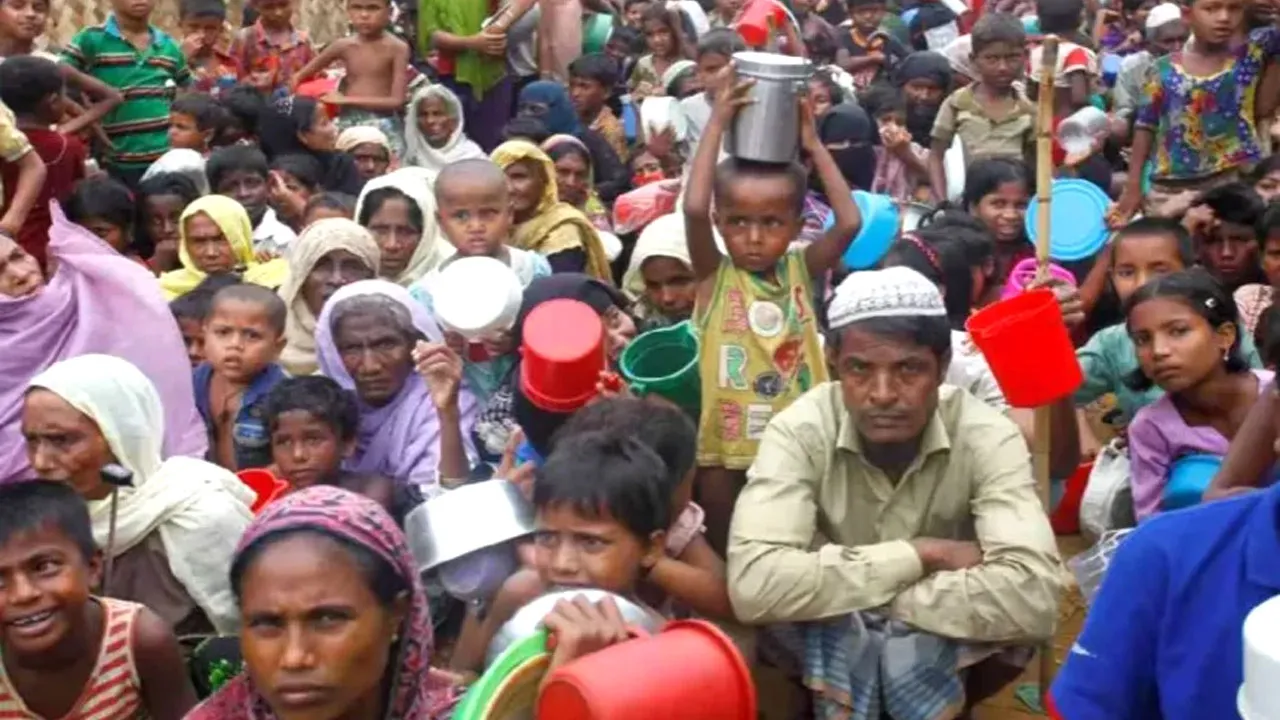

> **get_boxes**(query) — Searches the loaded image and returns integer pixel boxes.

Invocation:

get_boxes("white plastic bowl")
[431,256,523,341]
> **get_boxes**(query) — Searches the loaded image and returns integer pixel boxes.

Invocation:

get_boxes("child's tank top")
[0,598,148,720]
[694,249,829,469]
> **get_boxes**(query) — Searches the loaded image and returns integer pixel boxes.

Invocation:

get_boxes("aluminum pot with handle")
[727,51,813,164]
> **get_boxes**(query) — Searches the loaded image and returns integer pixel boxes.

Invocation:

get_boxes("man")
[728,266,1064,717]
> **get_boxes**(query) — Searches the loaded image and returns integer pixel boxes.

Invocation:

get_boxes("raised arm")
[801,97,861,276]
[682,66,751,281]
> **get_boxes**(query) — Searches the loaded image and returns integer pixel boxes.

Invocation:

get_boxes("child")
[290,0,410,155]
[1185,182,1267,293]
[1028,0,1097,165]
[861,83,931,202]
[61,0,191,189]
[928,12,1034,202]
[629,4,691,100]
[168,92,226,154]
[709,0,744,29]
[170,271,243,365]
[837,0,909,89]
[680,28,743,161]
[0,481,198,717]
[1235,201,1280,336]
[194,283,287,471]
[961,157,1034,296]
[65,176,142,260]
[623,0,651,28]
[1256,304,1280,369]
[568,53,627,160]
[206,144,297,255]
[682,66,861,553]
[269,152,323,229]
[179,0,239,97]
[216,82,267,145]
[228,0,314,98]
[301,191,356,226]
[136,172,202,272]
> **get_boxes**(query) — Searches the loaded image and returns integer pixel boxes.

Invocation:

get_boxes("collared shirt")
[1050,486,1280,719]
[0,103,31,163]
[252,208,297,256]
[193,362,286,471]
[931,84,1036,166]
[727,382,1063,642]
[229,22,315,97]
[62,15,190,169]
[189,47,241,97]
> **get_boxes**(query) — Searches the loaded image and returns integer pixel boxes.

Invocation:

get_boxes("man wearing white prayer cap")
[1115,3,1189,122]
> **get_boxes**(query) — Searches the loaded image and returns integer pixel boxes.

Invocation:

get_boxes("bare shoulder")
[130,606,182,664]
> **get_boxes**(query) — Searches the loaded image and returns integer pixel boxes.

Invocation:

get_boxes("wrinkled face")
[0,525,100,663]
[973,180,1028,245]
[184,212,239,274]
[0,235,43,298]
[416,94,457,148]
[270,410,349,489]
[346,0,389,35]
[143,193,186,255]
[568,76,609,117]
[1150,20,1189,55]
[301,250,376,318]
[366,196,422,279]
[1129,296,1234,392]
[436,177,513,258]
[713,174,803,274]
[639,256,696,321]
[553,151,591,208]
[215,170,269,226]
[204,299,285,383]
[1200,222,1258,288]
[21,390,115,501]
[970,41,1025,90]
[0,0,48,41]
[299,105,338,153]
[349,142,389,183]
[504,159,548,220]
[534,504,659,595]
[1109,232,1186,305]
[1187,0,1244,46]
[168,111,207,151]
[255,0,291,27]
[832,325,942,446]
[333,311,415,407]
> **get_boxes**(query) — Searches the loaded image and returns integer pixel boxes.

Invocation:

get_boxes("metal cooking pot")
[486,589,663,665]
[404,480,535,574]
[727,51,813,164]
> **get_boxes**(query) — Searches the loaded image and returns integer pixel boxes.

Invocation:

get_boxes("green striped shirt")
[61,15,190,169]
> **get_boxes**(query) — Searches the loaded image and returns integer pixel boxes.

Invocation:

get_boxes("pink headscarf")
[1,204,206,483]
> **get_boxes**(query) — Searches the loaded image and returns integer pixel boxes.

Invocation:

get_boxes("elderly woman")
[185,486,461,719]
[355,167,448,287]
[23,354,254,634]
[1,208,205,484]
[403,84,487,174]
[336,125,395,184]
[279,218,382,376]
[158,194,288,300]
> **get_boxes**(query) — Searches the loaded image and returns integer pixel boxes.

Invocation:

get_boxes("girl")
[962,157,1034,296]
[403,84,486,174]
[64,176,143,264]
[543,134,613,232]
[258,95,364,197]
[135,172,202,273]
[806,68,846,119]
[861,85,931,202]
[1126,269,1272,521]
[622,213,697,331]
[158,195,289,300]
[1251,153,1280,203]
[630,4,692,99]
[355,167,447,286]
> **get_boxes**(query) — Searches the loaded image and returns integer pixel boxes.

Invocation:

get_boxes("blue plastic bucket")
[822,190,899,270]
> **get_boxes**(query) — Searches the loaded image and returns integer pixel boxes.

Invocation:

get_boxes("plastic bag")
[1068,528,1134,604]
[1078,439,1136,540]
[613,179,682,236]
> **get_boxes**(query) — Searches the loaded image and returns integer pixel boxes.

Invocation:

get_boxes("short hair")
[847,0,887,9]
[0,56,62,116]
[970,12,1026,53]
[501,116,551,145]
[180,0,227,18]
[65,176,136,233]
[1198,182,1267,229]
[218,84,267,138]
[206,144,270,190]
[0,481,96,563]
[713,157,808,214]
[435,158,507,202]
[1111,216,1195,266]
[828,314,953,362]
[568,52,619,88]
[261,376,360,442]
[172,92,229,132]
[210,283,288,334]
[171,272,243,322]
[609,26,646,55]
[696,27,745,58]
[270,153,324,192]
[303,191,357,219]
[859,82,904,119]
[1035,0,1084,34]
[1260,201,1280,244]
[534,431,671,540]
[552,398,697,496]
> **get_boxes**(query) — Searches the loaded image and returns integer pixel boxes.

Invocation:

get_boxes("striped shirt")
[62,15,190,169]
[0,597,148,719]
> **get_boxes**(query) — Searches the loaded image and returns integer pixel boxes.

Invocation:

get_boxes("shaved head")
[435,158,508,204]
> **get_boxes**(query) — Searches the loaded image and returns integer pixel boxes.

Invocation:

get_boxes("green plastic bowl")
[583,14,615,53]
[452,631,550,720]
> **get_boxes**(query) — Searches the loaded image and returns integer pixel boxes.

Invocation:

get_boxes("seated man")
[727,266,1065,718]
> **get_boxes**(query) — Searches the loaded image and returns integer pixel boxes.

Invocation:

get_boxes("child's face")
[436,178,514,257]
[180,14,223,50]
[568,76,608,117]
[849,2,886,32]
[624,0,649,26]
[416,94,458,149]
[876,110,907,133]
[552,151,591,209]
[695,52,731,98]
[350,142,391,183]
[604,37,630,62]
[78,216,130,254]
[640,256,697,321]
[1187,0,1245,46]
[973,180,1028,245]
[214,169,269,225]
[534,503,662,595]
[177,314,207,366]
[1110,232,1186,304]
[1128,296,1234,393]
[0,524,99,660]
[970,41,1025,91]
[1256,169,1280,204]
[806,79,835,118]
[1201,221,1259,287]
[110,0,153,21]
[0,0,49,41]
[631,151,663,186]
[167,111,208,151]
[21,390,114,500]
[347,0,389,36]
[255,0,292,27]
[504,159,548,221]
[366,196,422,279]
[270,409,349,488]
[204,299,285,383]
[643,19,675,57]
[713,174,805,274]
[143,192,186,254]
[184,212,239,273]
[1261,234,1280,289]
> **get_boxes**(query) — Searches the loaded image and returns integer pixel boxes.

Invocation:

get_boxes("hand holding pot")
[708,64,754,123]
[797,93,820,152]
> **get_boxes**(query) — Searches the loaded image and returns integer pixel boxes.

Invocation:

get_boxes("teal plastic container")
[619,321,701,416]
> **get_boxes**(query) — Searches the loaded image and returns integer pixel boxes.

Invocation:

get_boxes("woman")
[403,84,487,174]
[336,125,396,183]
[258,95,364,196]
[355,167,448,287]
[279,218,382,376]
[542,134,613,232]
[491,140,613,281]
[185,486,459,719]
[621,212,697,331]
[516,81,628,202]
[816,103,877,196]
[23,354,254,634]
[158,195,289,301]
[315,280,478,493]
[893,51,953,148]
[0,208,205,484]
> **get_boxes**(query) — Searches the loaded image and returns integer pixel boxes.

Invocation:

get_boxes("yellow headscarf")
[158,195,289,301]
[489,140,613,283]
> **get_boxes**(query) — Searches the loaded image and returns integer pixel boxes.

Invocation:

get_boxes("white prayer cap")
[827,266,947,331]
[1146,3,1182,30]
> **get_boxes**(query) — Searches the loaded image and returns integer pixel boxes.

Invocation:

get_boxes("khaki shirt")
[727,383,1063,643]
[931,85,1036,165]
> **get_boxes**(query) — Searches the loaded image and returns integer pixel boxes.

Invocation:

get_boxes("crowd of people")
[1,0,1280,714]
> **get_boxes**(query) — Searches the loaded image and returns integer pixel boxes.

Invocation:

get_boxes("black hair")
[210,283,288,334]
[552,398,697,497]
[173,272,244,324]
[969,12,1026,53]
[640,3,689,57]
[65,175,136,237]
[261,376,360,442]
[696,27,745,59]
[0,481,96,563]
[609,26,647,56]
[1122,268,1249,391]
[1197,182,1267,229]
[0,56,62,116]
[1249,154,1280,185]
[303,191,357,219]
[860,82,906,119]
[962,157,1030,211]
[206,144,270,191]
[827,313,954,362]
[180,0,226,19]
[847,0,886,9]
[921,209,998,275]
[172,92,228,132]
[1258,304,1280,370]
[1035,0,1084,34]
[1120,0,1151,14]
[1111,216,1195,266]
[534,430,671,540]
[624,0,651,8]
[270,153,325,193]
[568,52,620,88]
[134,172,202,258]
[1259,201,1280,246]
[713,157,808,214]
[546,140,592,169]
[810,68,847,107]
[501,116,551,145]
[357,187,425,231]
[230,528,406,606]
[218,84,267,140]
[881,225,991,328]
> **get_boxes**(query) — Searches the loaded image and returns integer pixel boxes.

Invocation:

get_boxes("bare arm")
[682,73,742,282]
[646,534,733,619]
[0,150,46,238]
[1205,380,1279,499]
[57,88,122,136]
[801,120,862,275]
[132,607,199,720]
[290,38,350,89]
[927,138,949,202]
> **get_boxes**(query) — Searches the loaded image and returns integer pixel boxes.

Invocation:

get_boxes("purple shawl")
[1,204,207,483]
[315,280,477,493]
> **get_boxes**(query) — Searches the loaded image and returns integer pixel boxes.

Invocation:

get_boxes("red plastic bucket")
[520,299,606,413]
[236,469,289,514]
[736,0,784,47]
[537,620,756,720]
[965,289,1083,408]
[1051,461,1092,535]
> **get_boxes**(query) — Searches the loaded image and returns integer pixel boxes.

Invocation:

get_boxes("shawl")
[0,205,206,483]
[489,140,612,282]
[355,167,448,287]
[185,486,458,719]
[158,195,289,300]
[621,212,693,301]
[315,280,478,493]
[28,355,254,633]
[541,133,611,232]
[278,218,382,376]
[140,149,210,194]
[403,84,487,173]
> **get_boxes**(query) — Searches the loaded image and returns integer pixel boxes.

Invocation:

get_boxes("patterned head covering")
[827,266,947,330]
[187,486,458,720]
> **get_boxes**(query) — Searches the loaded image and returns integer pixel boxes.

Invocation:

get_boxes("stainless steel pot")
[727,51,813,164]
[404,480,535,574]
[486,589,664,665]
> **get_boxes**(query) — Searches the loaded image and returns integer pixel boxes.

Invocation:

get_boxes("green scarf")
[418,0,507,99]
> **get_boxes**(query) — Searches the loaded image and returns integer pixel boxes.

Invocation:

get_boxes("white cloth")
[1146,2,1182,30]
[28,354,255,634]
[403,84,487,174]
[140,149,209,195]
[621,212,693,300]
[354,167,448,286]
[252,207,297,256]
[828,267,948,328]
[947,330,1007,412]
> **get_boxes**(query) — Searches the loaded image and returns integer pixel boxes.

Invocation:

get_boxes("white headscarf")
[402,84,487,173]
[355,167,448,287]
[140,149,210,194]
[336,125,393,156]
[621,213,694,300]
[28,354,255,633]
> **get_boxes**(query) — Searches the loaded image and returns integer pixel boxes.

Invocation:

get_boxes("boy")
[194,283,287,471]
[1029,0,1097,165]
[569,53,626,159]
[206,144,297,254]
[836,0,909,89]
[680,29,744,162]
[61,0,191,189]
[168,91,225,153]
[229,0,314,98]
[0,56,117,268]
[928,12,1034,202]
[682,64,861,554]
[180,0,239,97]
[291,0,410,155]
[216,82,267,145]
[0,480,197,717]
[623,0,650,28]
[170,272,241,366]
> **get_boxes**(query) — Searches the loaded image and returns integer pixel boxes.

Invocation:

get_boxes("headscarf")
[489,140,613,282]
[940,35,974,83]
[259,96,364,196]
[315,280,477,493]
[517,81,581,135]
[336,125,393,156]
[0,206,206,483]
[158,195,289,300]
[354,167,447,287]
[817,103,877,193]
[27,355,254,633]
[622,213,693,301]
[895,51,954,147]
[141,149,210,194]
[278,218,382,376]
[661,59,697,95]
[185,486,458,720]
[541,134,612,232]
[403,84,487,173]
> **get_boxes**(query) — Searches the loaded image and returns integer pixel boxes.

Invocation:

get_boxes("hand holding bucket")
[965,289,1084,408]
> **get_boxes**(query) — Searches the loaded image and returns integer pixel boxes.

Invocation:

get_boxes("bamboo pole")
[1033,34,1060,705]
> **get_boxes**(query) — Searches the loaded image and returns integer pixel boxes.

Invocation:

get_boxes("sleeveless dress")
[0,598,148,720]
[694,250,829,469]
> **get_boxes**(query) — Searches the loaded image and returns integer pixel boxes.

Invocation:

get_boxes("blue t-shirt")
[193,362,286,471]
